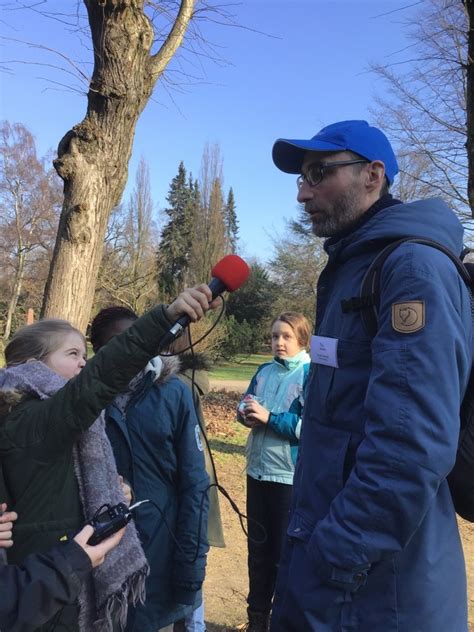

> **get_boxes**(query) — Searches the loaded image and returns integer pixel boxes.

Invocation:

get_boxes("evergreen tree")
[268,206,325,322]
[222,262,279,356]
[226,262,278,326]
[157,162,193,299]
[224,187,238,253]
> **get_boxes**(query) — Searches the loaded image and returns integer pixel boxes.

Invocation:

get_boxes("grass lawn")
[209,353,272,382]
[207,423,248,465]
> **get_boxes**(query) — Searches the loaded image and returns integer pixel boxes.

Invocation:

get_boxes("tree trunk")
[41,0,194,331]
[466,0,474,215]
[3,253,26,341]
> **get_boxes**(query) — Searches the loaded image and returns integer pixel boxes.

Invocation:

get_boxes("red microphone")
[209,254,251,295]
[159,255,250,350]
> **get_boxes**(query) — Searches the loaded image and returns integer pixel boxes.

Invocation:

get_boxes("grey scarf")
[0,361,148,631]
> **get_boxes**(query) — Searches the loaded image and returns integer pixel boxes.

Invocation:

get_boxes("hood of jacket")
[113,354,181,414]
[326,197,464,263]
[146,354,181,384]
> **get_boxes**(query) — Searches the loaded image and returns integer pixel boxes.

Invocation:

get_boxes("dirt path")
[209,379,247,393]
[462,516,474,631]
[204,440,248,631]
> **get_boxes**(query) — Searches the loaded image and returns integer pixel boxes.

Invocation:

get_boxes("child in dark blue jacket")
[90,307,209,632]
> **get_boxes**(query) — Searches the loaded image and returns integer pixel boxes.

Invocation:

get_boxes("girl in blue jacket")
[237,312,310,632]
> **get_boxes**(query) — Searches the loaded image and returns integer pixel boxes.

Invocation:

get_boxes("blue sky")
[0,0,417,263]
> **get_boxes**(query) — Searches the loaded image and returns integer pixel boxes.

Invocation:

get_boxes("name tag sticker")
[310,335,339,368]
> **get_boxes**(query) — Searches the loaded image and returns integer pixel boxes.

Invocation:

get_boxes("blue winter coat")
[271,198,472,632]
[105,357,209,632]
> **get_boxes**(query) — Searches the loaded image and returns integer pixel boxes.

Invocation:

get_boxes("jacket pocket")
[285,513,357,630]
[287,510,313,542]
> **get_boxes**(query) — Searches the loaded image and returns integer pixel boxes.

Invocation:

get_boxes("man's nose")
[297,180,313,203]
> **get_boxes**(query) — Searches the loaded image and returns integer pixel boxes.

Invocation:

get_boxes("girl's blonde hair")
[5,319,86,367]
[271,312,311,349]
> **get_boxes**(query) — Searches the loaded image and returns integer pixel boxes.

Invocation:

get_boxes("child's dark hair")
[271,312,311,349]
[90,306,138,353]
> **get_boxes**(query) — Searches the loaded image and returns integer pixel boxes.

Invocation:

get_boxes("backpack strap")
[357,237,474,338]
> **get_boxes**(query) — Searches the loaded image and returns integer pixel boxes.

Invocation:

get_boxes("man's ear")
[365,160,386,193]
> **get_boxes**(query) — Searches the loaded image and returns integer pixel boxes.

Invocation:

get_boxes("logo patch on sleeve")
[392,301,425,333]
[195,424,204,451]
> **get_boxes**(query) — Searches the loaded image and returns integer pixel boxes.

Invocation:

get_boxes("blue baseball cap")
[272,120,399,184]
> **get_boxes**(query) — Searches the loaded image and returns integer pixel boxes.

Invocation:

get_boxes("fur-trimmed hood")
[178,352,212,374]
[113,354,181,414]
[145,354,181,384]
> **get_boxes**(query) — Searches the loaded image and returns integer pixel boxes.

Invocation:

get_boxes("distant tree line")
[2,0,473,359]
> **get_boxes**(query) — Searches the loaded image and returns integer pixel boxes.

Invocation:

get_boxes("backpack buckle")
[341,295,376,314]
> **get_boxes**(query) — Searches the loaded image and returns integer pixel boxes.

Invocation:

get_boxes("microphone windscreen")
[211,255,250,292]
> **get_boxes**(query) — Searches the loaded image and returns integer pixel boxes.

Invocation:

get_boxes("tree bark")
[3,253,26,341]
[41,0,195,331]
[465,0,474,215]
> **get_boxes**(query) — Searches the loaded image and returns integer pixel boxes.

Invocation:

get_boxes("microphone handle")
[157,277,227,351]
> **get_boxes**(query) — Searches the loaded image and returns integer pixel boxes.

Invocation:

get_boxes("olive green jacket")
[178,355,226,548]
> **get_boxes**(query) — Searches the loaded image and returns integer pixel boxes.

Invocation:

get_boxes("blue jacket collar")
[325,197,464,263]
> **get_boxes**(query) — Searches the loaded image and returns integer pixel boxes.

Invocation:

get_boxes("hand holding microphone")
[166,284,216,324]
[162,255,250,350]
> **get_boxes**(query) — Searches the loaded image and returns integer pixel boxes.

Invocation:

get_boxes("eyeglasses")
[296,159,369,189]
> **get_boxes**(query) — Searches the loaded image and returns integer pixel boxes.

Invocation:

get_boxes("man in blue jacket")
[270,120,471,631]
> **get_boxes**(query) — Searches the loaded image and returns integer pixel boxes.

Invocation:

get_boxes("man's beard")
[306,188,364,238]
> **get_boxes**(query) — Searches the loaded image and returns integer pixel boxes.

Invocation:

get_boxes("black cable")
[183,315,267,546]
[139,483,266,567]
[161,295,227,358]
[139,497,203,562]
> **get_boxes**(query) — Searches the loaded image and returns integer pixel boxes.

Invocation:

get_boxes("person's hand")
[166,284,218,323]
[73,524,125,568]
[243,399,270,426]
[119,475,132,505]
[238,415,255,429]
[0,503,18,549]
